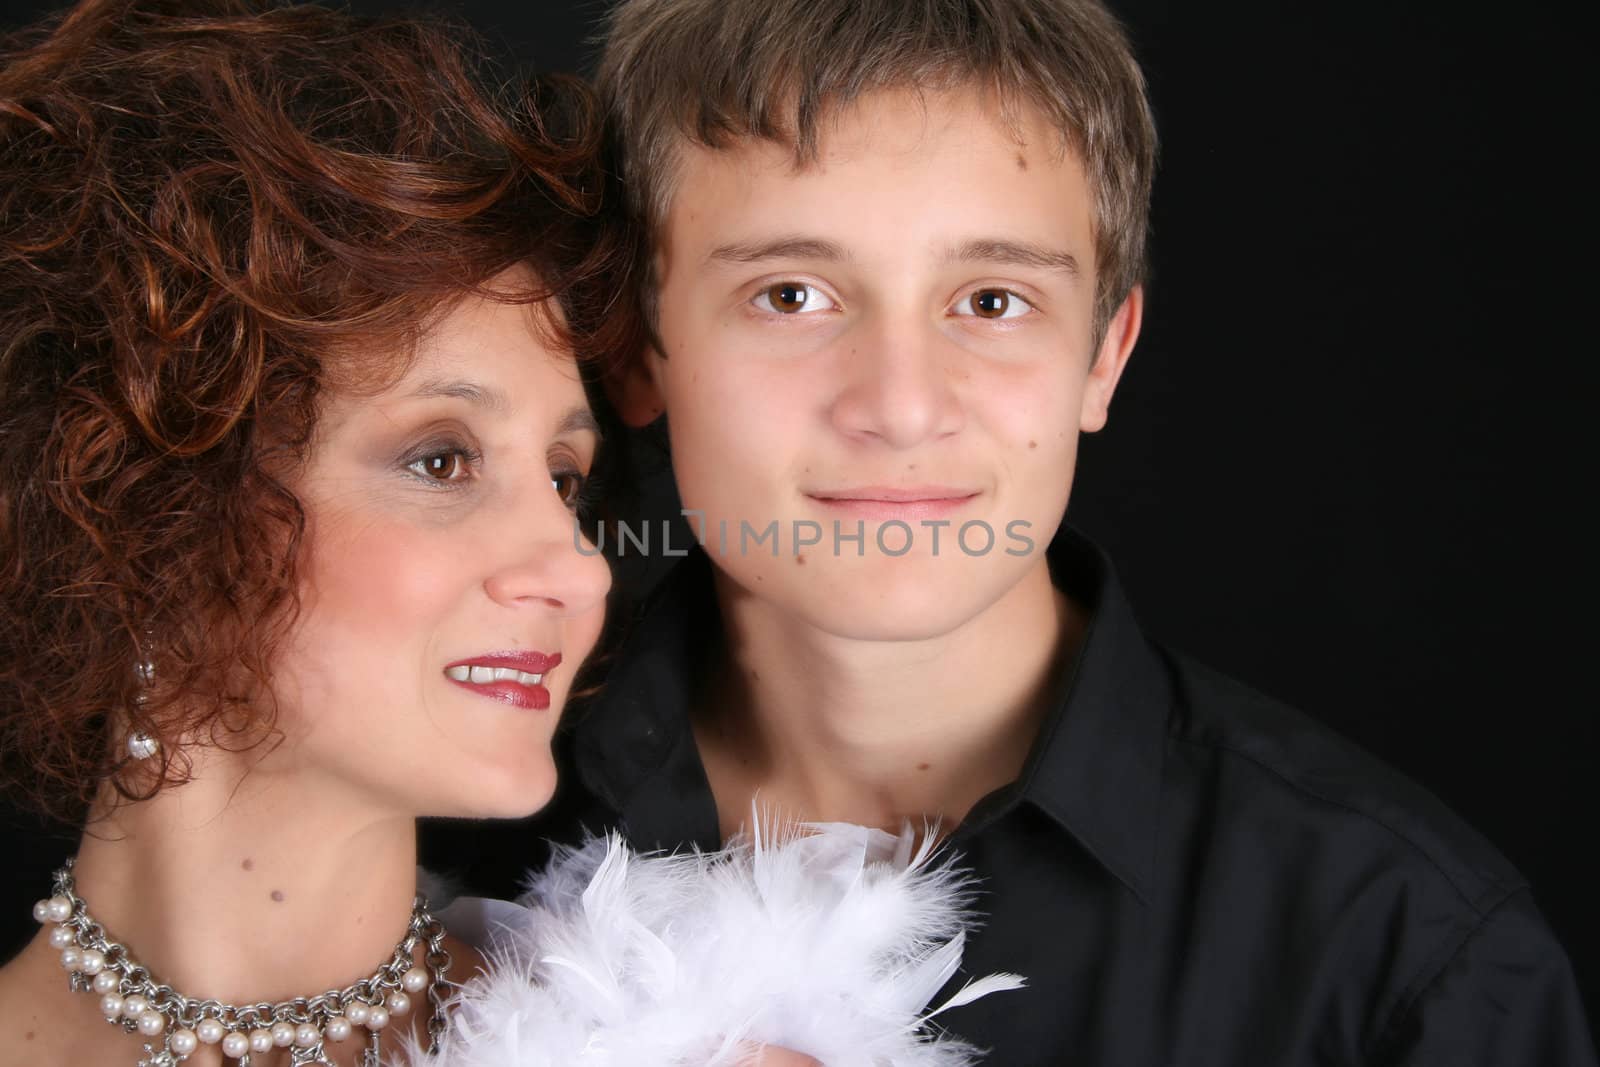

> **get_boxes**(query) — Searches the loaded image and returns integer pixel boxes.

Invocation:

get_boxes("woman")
[0,3,1009,1064]
[0,0,627,1061]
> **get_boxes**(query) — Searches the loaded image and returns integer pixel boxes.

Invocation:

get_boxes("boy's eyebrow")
[706,236,851,264]
[946,239,1082,277]
[706,235,1081,277]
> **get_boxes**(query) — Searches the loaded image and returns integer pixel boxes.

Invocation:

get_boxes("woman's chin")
[421,761,560,822]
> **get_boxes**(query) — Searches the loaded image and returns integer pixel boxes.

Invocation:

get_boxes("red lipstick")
[444,651,562,711]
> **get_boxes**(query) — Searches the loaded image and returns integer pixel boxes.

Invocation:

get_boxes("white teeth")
[449,665,548,687]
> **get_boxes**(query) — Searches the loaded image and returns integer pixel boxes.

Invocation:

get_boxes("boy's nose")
[828,320,964,448]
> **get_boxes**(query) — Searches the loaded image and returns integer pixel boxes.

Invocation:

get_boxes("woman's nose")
[481,506,612,617]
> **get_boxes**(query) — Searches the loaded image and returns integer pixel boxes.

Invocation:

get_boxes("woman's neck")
[67,752,419,1005]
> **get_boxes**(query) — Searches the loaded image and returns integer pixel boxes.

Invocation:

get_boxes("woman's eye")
[552,470,587,511]
[755,282,836,315]
[954,288,1034,320]
[406,449,473,483]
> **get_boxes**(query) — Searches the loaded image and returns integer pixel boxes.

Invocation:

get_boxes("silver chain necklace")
[34,859,453,1066]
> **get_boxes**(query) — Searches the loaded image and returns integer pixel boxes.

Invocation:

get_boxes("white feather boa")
[401,821,1024,1066]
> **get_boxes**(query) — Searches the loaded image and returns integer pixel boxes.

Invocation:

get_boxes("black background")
[2,0,1591,1019]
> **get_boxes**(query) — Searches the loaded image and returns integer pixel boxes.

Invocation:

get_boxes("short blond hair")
[598,0,1157,338]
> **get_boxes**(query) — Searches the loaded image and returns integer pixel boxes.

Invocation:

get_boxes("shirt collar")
[571,547,722,850]
[1011,528,1170,905]
[573,528,1171,900]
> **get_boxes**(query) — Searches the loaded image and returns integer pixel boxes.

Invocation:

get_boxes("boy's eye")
[756,282,836,314]
[408,450,472,482]
[552,470,587,510]
[955,288,1034,320]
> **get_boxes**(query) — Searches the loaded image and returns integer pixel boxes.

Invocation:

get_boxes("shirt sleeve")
[1374,889,1596,1067]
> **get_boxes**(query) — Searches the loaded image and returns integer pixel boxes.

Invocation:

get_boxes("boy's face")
[635,87,1139,641]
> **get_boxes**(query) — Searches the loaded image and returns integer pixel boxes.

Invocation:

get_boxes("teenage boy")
[429,0,1595,1062]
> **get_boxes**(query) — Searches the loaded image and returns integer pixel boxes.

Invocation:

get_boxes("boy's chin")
[740,555,1040,643]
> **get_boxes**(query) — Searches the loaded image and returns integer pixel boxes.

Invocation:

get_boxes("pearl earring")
[127,642,158,761]
[126,732,159,760]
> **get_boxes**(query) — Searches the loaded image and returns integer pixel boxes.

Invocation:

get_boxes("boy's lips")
[806,486,980,520]
[444,651,562,710]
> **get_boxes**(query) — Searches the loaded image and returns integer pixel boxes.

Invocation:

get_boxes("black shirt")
[422,529,1596,1066]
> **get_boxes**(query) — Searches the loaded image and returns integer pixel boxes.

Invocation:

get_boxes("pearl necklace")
[34,859,452,1066]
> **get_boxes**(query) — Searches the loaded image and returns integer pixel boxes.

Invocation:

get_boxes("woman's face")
[268,280,610,819]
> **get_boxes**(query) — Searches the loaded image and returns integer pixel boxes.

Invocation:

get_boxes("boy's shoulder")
[1161,648,1526,915]
[1143,653,1597,1064]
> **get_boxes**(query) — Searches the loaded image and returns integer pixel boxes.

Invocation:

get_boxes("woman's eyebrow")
[407,377,511,413]
[556,406,602,441]
[402,383,597,441]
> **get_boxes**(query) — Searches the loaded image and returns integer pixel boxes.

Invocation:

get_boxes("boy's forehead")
[793,87,1051,161]
[656,87,1091,259]
[677,87,1065,190]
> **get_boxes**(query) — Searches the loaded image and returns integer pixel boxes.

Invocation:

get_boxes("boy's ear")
[1079,285,1143,434]
[603,347,668,428]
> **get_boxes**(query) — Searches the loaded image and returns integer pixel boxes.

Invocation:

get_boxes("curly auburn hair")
[0,0,640,821]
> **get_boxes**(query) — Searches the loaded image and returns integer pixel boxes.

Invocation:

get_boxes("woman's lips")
[444,652,561,711]
[806,487,980,521]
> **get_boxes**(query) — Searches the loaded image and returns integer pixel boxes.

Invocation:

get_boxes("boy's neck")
[695,557,1081,838]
